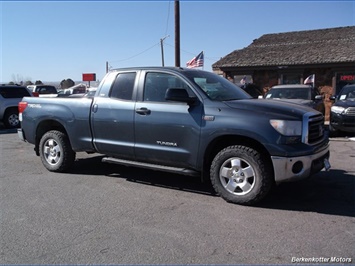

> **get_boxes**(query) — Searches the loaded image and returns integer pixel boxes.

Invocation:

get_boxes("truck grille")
[307,113,325,145]
[345,107,355,116]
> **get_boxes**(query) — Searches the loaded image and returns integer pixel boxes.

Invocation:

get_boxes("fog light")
[292,161,303,174]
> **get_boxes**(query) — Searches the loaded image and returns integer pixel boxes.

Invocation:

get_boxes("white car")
[59,84,88,96]
[27,85,58,98]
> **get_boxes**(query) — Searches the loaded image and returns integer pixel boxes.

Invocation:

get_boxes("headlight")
[270,120,302,136]
[331,106,345,114]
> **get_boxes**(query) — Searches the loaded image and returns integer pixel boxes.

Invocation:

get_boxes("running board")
[102,157,200,176]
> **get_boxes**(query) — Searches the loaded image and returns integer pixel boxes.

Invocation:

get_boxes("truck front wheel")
[210,145,272,205]
[39,130,76,172]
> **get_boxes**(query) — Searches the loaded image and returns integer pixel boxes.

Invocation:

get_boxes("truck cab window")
[110,72,136,100]
[144,72,193,102]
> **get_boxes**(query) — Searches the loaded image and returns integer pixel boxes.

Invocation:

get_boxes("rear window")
[36,86,57,94]
[0,87,31,98]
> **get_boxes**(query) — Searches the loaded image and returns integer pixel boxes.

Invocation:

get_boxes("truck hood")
[224,98,317,118]
[333,99,355,108]
[269,98,314,107]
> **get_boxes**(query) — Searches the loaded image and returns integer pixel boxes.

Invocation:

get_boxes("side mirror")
[165,88,197,104]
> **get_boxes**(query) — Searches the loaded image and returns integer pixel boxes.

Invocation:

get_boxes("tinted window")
[37,86,57,94]
[110,72,136,100]
[144,72,193,102]
[0,87,31,98]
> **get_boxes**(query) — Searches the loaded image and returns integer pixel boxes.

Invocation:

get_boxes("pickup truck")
[18,67,330,205]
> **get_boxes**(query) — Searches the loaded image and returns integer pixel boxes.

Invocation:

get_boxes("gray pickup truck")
[18,67,330,205]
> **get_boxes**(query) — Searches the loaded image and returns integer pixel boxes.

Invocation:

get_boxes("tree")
[35,80,43,85]
[60,79,75,89]
[11,74,32,85]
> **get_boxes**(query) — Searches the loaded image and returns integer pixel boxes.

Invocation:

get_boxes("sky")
[1,0,354,83]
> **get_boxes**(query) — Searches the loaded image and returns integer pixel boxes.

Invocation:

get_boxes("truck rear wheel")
[210,145,272,205]
[39,130,75,172]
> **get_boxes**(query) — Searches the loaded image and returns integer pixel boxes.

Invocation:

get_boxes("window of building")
[336,72,355,94]
[281,74,301,84]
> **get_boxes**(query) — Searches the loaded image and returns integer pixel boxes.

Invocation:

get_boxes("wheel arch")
[3,107,20,127]
[202,135,274,182]
[4,106,18,115]
[34,120,68,156]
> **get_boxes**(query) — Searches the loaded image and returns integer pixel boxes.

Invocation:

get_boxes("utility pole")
[175,0,180,67]
[160,35,169,66]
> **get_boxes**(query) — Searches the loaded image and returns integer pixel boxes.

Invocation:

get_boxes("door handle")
[135,107,151,115]
[92,104,98,113]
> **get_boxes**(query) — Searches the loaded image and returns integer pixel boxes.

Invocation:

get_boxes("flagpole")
[202,51,204,70]
[313,74,315,88]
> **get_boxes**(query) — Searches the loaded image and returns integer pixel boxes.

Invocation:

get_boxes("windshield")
[266,87,310,100]
[339,86,355,100]
[184,70,252,101]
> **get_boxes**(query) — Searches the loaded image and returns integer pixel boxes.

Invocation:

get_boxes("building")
[212,26,355,96]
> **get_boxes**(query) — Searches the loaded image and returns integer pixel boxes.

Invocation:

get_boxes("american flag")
[304,74,315,85]
[186,51,204,68]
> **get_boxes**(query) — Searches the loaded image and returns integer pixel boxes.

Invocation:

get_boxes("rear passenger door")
[134,71,203,168]
[91,71,137,158]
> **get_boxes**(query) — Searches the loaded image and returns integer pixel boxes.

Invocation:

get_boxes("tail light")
[32,92,39,97]
[18,102,28,121]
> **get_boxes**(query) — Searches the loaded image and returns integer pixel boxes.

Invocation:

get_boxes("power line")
[108,2,172,67]
[108,41,160,64]
[164,1,171,37]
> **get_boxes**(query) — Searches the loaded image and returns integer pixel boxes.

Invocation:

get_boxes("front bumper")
[330,112,355,133]
[271,145,330,184]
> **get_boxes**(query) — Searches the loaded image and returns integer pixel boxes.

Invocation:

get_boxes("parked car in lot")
[57,84,87,97]
[27,84,58,97]
[64,87,97,98]
[262,84,325,115]
[0,85,32,128]
[329,84,355,135]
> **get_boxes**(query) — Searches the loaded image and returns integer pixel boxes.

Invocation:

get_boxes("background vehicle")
[64,87,97,98]
[263,84,325,115]
[329,84,355,135]
[57,83,87,97]
[18,67,330,205]
[27,84,58,97]
[0,85,32,128]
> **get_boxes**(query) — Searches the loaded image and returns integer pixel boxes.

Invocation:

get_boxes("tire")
[210,145,273,205]
[328,123,338,137]
[3,109,20,128]
[39,130,76,172]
